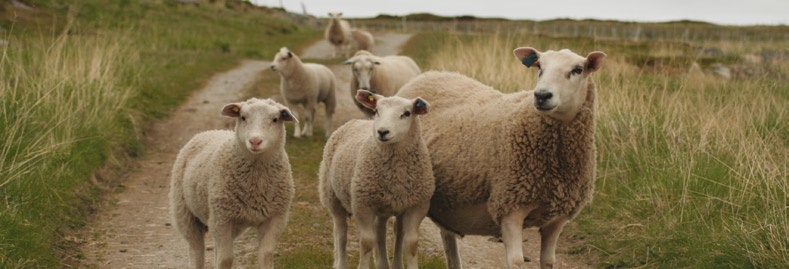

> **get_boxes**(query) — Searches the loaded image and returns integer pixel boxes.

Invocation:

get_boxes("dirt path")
[82,32,589,268]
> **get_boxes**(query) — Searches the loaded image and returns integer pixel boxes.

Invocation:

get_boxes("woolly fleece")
[396,71,596,233]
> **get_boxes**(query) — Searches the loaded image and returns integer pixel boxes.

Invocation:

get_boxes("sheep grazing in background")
[270,47,336,138]
[169,98,297,269]
[351,28,375,51]
[325,12,352,58]
[319,91,434,269]
[396,47,606,269]
[345,50,421,117]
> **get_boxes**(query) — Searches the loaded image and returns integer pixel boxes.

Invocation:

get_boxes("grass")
[0,0,319,267]
[403,31,788,268]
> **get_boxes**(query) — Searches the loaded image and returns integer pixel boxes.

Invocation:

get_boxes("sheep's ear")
[413,97,430,115]
[344,58,353,65]
[279,108,298,123]
[584,51,606,74]
[287,51,293,58]
[221,103,242,118]
[355,90,378,110]
[513,47,540,68]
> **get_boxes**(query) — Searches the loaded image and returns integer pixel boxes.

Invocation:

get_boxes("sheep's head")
[328,12,343,20]
[221,98,298,154]
[513,47,606,122]
[356,90,429,144]
[345,52,381,92]
[270,47,294,73]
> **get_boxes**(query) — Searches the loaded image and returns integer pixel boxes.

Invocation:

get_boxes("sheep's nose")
[269,65,276,71]
[249,138,263,148]
[377,129,389,139]
[534,91,553,103]
[360,86,370,90]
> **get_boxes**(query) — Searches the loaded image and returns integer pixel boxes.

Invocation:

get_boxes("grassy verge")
[0,1,319,267]
[403,31,788,268]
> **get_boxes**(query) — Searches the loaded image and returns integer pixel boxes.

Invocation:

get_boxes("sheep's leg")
[374,216,390,269]
[439,228,462,269]
[330,200,350,269]
[304,100,316,137]
[355,210,377,269]
[181,217,206,269]
[400,204,429,269]
[393,215,404,269]
[501,206,535,269]
[539,217,568,269]
[282,100,301,137]
[323,94,335,137]
[213,222,235,269]
[172,201,206,269]
[256,215,285,269]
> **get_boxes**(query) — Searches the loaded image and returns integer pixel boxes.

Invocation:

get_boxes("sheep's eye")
[401,111,411,118]
[538,69,543,77]
[240,116,246,121]
[281,57,288,61]
[273,118,278,123]
[571,67,583,76]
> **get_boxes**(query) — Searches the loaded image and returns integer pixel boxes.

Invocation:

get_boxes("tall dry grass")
[0,24,137,266]
[418,32,788,268]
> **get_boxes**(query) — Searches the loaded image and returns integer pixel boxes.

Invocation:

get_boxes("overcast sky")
[250,0,788,26]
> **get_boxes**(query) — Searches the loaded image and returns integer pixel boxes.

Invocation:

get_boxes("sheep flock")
[168,12,606,269]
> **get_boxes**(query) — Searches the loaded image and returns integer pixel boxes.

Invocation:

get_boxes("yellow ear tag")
[232,106,240,113]
[368,95,375,102]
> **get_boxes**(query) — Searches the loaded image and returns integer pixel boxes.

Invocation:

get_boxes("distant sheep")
[169,98,297,269]
[319,91,434,269]
[270,47,336,137]
[396,47,606,269]
[325,12,352,58]
[351,28,375,51]
[345,50,421,117]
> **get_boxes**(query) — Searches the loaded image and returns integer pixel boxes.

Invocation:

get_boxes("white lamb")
[396,47,606,269]
[345,50,421,117]
[319,90,434,269]
[351,28,375,51]
[169,98,297,269]
[325,12,352,58]
[270,47,336,137]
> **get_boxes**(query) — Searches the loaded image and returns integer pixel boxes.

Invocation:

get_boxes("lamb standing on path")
[319,91,434,269]
[169,98,297,269]
[325,12,352,58]
[345,50,421,117]
[396,47,606,269]
[270,47,336,137]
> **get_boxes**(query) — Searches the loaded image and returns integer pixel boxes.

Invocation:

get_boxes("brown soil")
[80,32,590,269]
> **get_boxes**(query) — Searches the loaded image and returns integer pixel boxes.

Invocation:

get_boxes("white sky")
[250,0,789,26]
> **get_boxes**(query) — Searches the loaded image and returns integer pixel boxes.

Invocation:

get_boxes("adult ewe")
[270,47,336,137]
[345,50,421,117]
[169,98,297,269]
[396,47,606,269]
[325,12,352,58]
[351,28,375,51]
[319,91,434,269]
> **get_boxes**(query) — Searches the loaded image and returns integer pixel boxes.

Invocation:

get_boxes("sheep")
[345,50,421,117]
[169,98,298,269]
[319,90,434,269]
[351,28,375,51]
[325,12,352,58]
[396,47,606,269]
[270,47,336,138]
